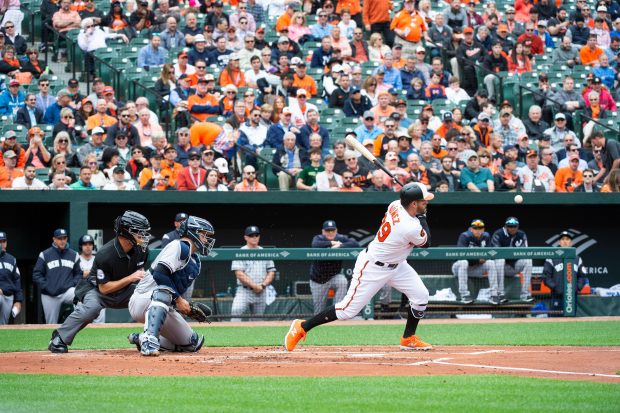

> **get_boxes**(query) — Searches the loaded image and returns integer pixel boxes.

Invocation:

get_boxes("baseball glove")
[188,302,212,323]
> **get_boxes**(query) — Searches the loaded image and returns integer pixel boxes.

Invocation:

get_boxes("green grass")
[1,321,619,352]
[0,374,618,413]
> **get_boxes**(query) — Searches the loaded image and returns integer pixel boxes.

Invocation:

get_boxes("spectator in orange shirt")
[371,92,395,127]
[160,145,183,188]
[219,53,246,87]
[579,34,604,66]
[0,150,24,188]
[555,153,583,192]
[86,99,117,134]
[430,133,448,159]
[188,78,220,121]
[362,0,394,46]
[292,59,317,97]
[234,164,268,191]
[435,112,460,139]
[276,3,297,34]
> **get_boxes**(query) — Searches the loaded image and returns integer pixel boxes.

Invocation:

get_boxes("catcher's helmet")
[400,182,434,207]
[179,216,216,256]
[114,210,151,252]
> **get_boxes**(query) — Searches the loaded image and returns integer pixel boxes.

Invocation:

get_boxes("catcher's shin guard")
[174,331,205,353]
[141,289,173,356]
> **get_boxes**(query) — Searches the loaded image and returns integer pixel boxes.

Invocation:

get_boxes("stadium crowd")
[0,0,619,192]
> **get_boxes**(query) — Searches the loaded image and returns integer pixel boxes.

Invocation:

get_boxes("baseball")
[514,195,523,204]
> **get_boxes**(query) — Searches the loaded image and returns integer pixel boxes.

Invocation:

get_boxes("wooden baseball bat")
[344,135,403,188]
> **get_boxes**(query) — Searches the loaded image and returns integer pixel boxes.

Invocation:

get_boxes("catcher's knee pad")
[145,288,173,338]
[174,331,205,353]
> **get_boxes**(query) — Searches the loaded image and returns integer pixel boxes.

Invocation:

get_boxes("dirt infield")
[2,346,619,383]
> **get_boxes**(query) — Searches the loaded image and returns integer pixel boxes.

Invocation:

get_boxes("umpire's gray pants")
[495,259,533,297]
[41,287,75,324]
[56,287,133,345]
[310,274,348,315]
[129,290,195,350]
[230,287,266,321]
[452,260,498,297]
[0,294,14,325]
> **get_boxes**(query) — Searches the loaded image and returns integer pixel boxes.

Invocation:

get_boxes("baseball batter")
[285,182,434,352]
[128,216,215,356]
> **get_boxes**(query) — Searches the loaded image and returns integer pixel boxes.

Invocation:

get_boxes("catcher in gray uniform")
[128,216,215,356]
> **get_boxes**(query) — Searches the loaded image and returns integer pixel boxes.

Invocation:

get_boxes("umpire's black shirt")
[89,238,148,301]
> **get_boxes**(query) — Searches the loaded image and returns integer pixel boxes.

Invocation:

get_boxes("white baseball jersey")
[366,200,427,264]
[135,240,199,295]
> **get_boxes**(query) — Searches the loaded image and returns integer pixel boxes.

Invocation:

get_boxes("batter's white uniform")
[335,200,429,320]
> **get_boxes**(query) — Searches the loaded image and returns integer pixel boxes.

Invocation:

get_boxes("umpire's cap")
[0,232,6,241]
[559,231,574,240]
[400,182,434,208]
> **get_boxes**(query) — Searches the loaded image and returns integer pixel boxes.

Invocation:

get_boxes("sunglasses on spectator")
[343,176,353,179]
[58,139,69,143]
[583,174,593,178]
[116,135,128,139]
[88,161,97,165]
[121,114,131,118]
[56,161,66,164]
[196,65,206,69]
[245,171,256,175]
[40,83,49,86]
[63,115,74,119]
[5,25,14,29]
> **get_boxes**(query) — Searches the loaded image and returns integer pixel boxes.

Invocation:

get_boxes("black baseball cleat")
[499,294,509,304]
[48,330,68,353]
[489,295,501,305]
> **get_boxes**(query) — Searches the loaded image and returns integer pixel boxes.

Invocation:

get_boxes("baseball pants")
[57,287,132,345]
[230,287,267,321]
[0,294,14,325]
[310,274,348,315]
[335,250,428,320]
[452,260,498,297]
[129,290,195,350]
[495,259,533,297]
[41,287,75,324]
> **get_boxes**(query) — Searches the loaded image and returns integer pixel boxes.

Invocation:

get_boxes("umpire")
[309,220,359,315]
[49,211,151,353]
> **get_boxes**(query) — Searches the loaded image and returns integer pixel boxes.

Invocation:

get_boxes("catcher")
[127,216,216,356]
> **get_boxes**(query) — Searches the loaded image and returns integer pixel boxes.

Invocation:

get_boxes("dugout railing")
[148,247,577,320]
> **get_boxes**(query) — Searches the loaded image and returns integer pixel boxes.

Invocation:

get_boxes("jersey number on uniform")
[377,215,391,242]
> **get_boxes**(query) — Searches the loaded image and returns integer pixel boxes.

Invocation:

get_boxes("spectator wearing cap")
[536,19,555,50]
[586,76,617,112]
[276,3,297,35]
[543,112,579,152]
[137,34,167,70]
[463,88,488,121]
[33,228,81,324]
[517,149,555,192]
[0,149,24,188]
[463,1,483,28]
[219,53,247,88]
[0,78,24,117]
[125,146,149,179]
[152,0,180,32]
[237,34,260,71]
[139,152,166,189]
[291,59,317,97]
[568,14,591,46]
[76,127,107,166]
[328,73,352,109]
[188,35,211,66]
[354,110,383,144]
[460,151,494,192]
[555,152,583,192]
[205,1,230,27]
[102,165,137,190]
[456,27,485,96]
[173,51,196,79]
[173,127,198,167]
[516,22,544,55]
[129,0,155,31]
[176,149,207,191]
[591,16,611,48]
[265,105,299,151]
[343,86,372,117]
[423,72,447,102]
[187,77,220,121]
[494,157,520,191]
[590,130,620,175]
[481,41,509,99]
[495,24,515,54]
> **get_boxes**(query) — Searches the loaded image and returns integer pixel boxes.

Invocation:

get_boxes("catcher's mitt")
[188,302,213,323]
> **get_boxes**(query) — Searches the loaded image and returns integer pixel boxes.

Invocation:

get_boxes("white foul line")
[432,360,620,379]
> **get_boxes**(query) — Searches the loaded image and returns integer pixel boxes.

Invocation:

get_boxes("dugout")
[0,191,618,323]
